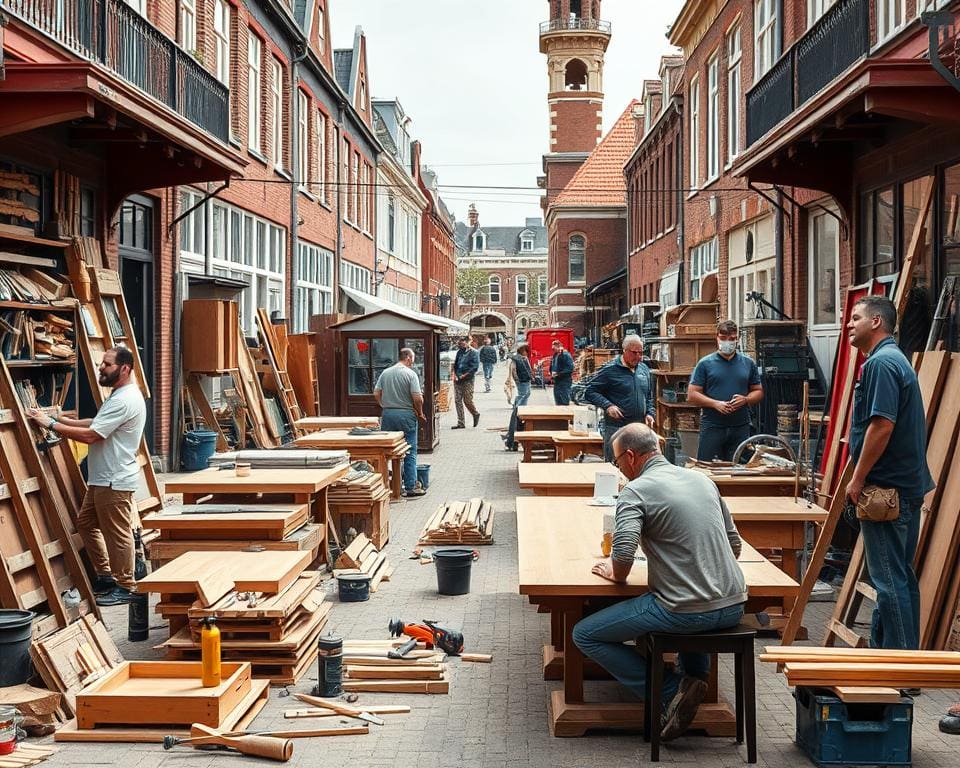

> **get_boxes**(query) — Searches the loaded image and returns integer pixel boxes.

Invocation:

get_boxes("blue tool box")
[794,687,913,767]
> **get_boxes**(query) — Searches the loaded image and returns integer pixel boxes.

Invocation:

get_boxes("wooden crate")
[661,302,719,336]
[333,496,390,549]
[75,661,251,729]
[182,300,239,373]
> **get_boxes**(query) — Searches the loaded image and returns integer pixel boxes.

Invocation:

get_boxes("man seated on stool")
[573,423,747,741]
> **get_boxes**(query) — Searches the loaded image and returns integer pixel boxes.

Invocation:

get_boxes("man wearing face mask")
[28,345,146,606]
[687,320,763,462]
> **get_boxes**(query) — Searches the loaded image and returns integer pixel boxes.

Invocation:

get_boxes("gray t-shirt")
[87,382,147,491]
[374,363,422,411]
[612,454,747,613]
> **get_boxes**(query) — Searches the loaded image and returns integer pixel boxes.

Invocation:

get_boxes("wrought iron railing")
[3,0,229,142]
[540,17,611,34]
[746,52,794,146]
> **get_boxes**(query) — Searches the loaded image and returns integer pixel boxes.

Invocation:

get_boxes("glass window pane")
[348,338,372,395]
[813,214,839,326]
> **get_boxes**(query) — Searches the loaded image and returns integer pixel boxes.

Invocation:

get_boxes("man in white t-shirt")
[29,345,146,606]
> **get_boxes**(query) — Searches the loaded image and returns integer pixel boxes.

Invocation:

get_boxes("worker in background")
[845,295,933,651]
[502,342,534,451]
[29,346,146,606]
[451,336,480,429]
[573,424,746,742]
[550,339,575,405]
[584,334,655,461]
[374,347,427,498]
[478,336,499,393]
[687,320,763,462]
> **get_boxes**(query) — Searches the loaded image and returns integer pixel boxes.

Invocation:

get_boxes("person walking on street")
[503,343,534,451]
[452,336,480,429]
[687,320,764,462]
[550,339,575,405]
[584,334,655,460]
[845,295,934,650]
[375,348,427,497]
[573,423,746,741]
[29,346,146,606]
[479,336,498,393]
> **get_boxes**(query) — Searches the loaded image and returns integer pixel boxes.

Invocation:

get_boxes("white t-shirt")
[87,382,147,491]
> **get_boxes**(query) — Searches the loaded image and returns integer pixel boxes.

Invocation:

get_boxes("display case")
[331,310,444,452]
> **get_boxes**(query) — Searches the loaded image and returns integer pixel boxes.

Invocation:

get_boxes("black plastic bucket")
[337,573,371,602]
[0,610,34,686]
[434,549,474,596]
[128,592,150,642]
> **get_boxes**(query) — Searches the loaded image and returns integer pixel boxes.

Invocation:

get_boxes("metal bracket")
[168,180,230,232]
[748,182,793,230]
[922,11,960,93]
[776,185,851,242]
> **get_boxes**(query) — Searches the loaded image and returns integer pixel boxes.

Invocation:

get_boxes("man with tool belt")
[28,345,146,606]
[845,295,934,650]
[374,347,427,498]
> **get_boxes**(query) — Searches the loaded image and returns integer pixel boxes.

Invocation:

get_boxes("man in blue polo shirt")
[845,295,934,650]
[687,320,763,462]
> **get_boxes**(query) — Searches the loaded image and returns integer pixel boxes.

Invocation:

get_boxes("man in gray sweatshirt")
[572,423,747,742]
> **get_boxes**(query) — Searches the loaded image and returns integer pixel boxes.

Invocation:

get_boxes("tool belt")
[856,485,900,522]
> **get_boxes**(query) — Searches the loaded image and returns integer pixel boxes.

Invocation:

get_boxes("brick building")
[455,206,549,339]
[416,156,458,319]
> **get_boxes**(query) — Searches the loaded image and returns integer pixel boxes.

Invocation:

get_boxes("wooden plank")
[284,705,410,719]
[761,646,960,663]
[830,686,903,703]
[341,679,449,694]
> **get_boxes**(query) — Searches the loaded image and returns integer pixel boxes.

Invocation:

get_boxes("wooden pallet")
[419,498,494,545]
[148,523,323,566]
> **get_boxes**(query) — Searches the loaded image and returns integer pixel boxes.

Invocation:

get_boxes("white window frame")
[727,25,742,163]
[294,241,334,332]
[688,74,700,189]
[568,234,586,283]
[297,90,309,188]
[538,275,547,305]
[270,59,283,170]
[352,152,361,223]
[179,0,197,52]
[689,237,718,300]
[340,262,372,294]
[516,276,528,306]
[807,0,837,26]
[488,275,501,304]
[123,0,146,16]
[917,0,951,14]
[316,111,327,200]
[807,209,840,329]
[473,232,485,251]
[706,52,719,181]
[520,236,534,252]
[247,33,262,153]
[317,6,326,53]
[754,0,780,79]
[213,0,230,86]
[877,0,907,44]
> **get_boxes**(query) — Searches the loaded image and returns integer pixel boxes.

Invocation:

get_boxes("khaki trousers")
[78,486,136,591]
[454,379,478,425]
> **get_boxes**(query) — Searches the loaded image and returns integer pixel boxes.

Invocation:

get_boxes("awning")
[586,267,628,298]
[340,286,469,334]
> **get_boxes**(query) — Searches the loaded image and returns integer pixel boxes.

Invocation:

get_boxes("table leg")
[556,445,569,462]
[781,548,799,581]
[390,456,402,499]
[562,604,584,703]
[523,443,533,463]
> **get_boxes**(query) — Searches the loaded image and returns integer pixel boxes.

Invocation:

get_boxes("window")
[178,189,205,259]
[807,0,837,26]
[298,91,309,187]
[294,242,333,332]
[810,211,839,326]
[341,136,350,218]
[877,0,906,43]
[859,186,896,281]
[80,188,96,237]
[688,75,700,188]
[213,0,230,86]
[520,236,534,252]
[387,193,396,252]
[538,275,547,305]
[755,0,780,78]
[488,275,501,304]
[706,53,719,180]
[340,261,372,294]
[473,232,485,251]
[727,25,742,162]
[179,0,196,51]
[317,6,325,53]
[516,276,528,305]
[316,111,327,199]
[247,33,262,152]
[689,237,718,300]
[353,152,361,222]
[270,60,283,169]
[123,0,146,15]
[568,235,585,282]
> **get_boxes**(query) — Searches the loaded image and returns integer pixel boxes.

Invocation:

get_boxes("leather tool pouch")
[856,485,900,522]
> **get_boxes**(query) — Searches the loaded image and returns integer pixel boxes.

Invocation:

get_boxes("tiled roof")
[550,100,639,209]
[333,50,353,94]
[453,222,548,254]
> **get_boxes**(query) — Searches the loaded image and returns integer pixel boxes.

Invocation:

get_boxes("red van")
[524,327,576,384]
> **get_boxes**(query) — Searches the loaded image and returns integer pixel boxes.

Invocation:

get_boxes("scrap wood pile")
[333,533,393,592]
[419,498,494,545]
[0,744,56,768]
[0,308,74,360]
[329,467,390,548]
[336,640,449,694]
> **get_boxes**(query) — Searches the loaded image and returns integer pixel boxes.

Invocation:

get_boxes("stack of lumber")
[419,498,494,545]
[208,449,349,469]
[329,469,390,548]
[333,533,394,592]
[0,744,56,768]
[143,504,322,566]
[337,640,449,694]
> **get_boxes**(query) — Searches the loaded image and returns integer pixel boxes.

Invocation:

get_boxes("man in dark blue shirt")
[452,337,480,429]
[549,340,575,405]
[584,335,655,460]
[687,320,763,462]
[845,295,934,650]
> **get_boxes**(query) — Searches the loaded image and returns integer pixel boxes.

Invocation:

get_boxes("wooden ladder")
[256,309,302,431]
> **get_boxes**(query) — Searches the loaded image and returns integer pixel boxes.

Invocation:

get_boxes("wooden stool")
[643,624,757,763]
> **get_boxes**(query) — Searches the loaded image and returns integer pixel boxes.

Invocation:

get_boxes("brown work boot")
[660,676,707,742]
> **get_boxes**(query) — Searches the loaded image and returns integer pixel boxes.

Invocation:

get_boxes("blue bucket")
[181,430,218,471]
[416,464,431,489]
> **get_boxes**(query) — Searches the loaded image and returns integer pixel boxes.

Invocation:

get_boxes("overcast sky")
[331,0,684,227]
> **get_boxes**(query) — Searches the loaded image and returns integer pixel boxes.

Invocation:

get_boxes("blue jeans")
[602,417,629,461]
[504,382,532,448]
[553,378,572,405]
[861,496,923,649]
[697,423,751,462]
[380,409,418,492]
[573,593,745,704]
[482,361,494,390]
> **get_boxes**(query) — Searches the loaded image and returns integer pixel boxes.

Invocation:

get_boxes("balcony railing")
[3,0,229,143]
[540,17,611,35]
[745,0,870,147]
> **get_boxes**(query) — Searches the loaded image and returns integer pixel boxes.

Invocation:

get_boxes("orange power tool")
[388,619,464,657]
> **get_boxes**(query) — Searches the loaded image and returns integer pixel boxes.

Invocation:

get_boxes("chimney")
[411,140,422,184]
[468,203,479,228]
[631,103,645,143]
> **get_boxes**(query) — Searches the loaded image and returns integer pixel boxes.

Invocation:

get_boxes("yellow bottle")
[201,618,221,688]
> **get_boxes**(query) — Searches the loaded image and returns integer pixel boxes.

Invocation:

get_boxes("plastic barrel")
[337,573,371,602]
[434,549,474,596]
[416,464,431,490]
[181,430,218,471]
[0,610,35,686]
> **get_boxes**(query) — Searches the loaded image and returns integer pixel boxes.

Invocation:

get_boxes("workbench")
[293,430,408,499]
[518,462,623,496]
[724,496,827,578]
[512,430,604,463]
[517,405,576,432]
[293,416,380,431]
[516,497,799,737]
[689,466,807,497]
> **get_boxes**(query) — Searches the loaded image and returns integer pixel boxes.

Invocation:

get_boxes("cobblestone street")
[49,361,960,768]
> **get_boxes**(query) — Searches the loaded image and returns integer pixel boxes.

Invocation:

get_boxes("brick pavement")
[44,359,960,767]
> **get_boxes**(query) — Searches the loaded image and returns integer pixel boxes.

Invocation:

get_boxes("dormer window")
[473,232,486,251]
[519,231,535,252]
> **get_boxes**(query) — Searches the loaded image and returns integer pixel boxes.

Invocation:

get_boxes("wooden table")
[553,432,603,461]
[724,497,827,578]
[517,405,576,432]
[294,430,408,499]
[518,462,623,496]
[293,416,380,431]
[690,467,806,497]
[516,497,799,737]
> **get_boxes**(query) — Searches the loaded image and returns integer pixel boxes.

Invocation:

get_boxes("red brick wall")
[551,98,602,152]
